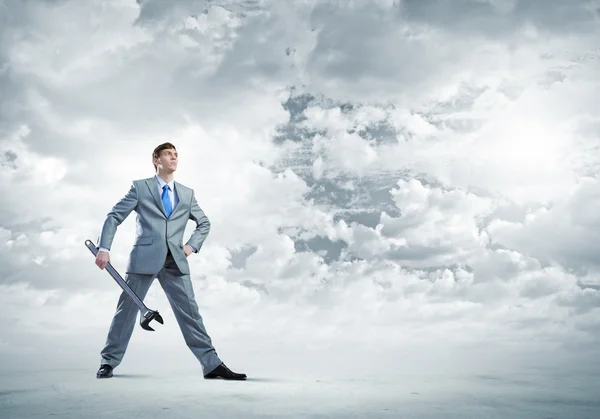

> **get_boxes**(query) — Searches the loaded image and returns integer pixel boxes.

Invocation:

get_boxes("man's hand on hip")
[184,244,194,257]
[95,251,110,270]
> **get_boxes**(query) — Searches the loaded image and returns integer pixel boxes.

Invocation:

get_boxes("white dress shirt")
[99,174,179,254]
[154,173,178,211]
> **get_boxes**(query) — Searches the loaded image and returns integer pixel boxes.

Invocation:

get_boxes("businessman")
[94,142,246,381]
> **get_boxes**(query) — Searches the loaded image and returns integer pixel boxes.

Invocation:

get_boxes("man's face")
[155,148,178,172]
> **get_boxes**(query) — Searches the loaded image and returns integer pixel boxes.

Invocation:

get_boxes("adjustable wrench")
[84,239,164,331]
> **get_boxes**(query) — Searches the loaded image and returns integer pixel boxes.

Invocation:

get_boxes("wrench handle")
[84,239,149,312]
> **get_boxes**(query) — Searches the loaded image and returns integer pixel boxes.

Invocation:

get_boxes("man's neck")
[156,172,174,184]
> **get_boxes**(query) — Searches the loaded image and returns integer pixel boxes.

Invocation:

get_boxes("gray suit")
[98,175,222,374]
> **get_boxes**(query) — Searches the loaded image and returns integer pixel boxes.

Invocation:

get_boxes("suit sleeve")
[98,182,139,250]
[186,190,211,253]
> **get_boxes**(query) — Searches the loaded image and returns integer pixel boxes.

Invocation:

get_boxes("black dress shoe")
[96,364,113,379]
[204,363,246,380]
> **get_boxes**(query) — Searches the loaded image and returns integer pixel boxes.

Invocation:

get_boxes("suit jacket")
[98,176,210,275]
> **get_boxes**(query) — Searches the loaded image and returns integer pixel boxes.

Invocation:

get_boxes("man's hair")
[152,142,176,170]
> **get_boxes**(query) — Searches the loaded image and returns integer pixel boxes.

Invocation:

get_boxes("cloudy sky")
[1,0,600,391]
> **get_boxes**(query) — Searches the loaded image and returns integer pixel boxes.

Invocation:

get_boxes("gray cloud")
[399,0,600,36]
[0,150,17,168]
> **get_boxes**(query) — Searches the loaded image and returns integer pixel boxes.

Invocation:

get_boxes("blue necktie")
[162,184,172,217]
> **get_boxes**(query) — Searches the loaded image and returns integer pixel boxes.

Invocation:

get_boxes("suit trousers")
[100,250,222,375]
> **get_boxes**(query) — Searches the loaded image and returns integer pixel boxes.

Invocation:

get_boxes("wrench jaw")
[140,310,164,331]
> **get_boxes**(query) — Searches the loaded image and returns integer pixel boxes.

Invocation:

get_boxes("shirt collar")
[155,174,175,190]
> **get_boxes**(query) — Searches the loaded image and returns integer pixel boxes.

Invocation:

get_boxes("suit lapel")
[145,178,167,218]
[172,181,189,217]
